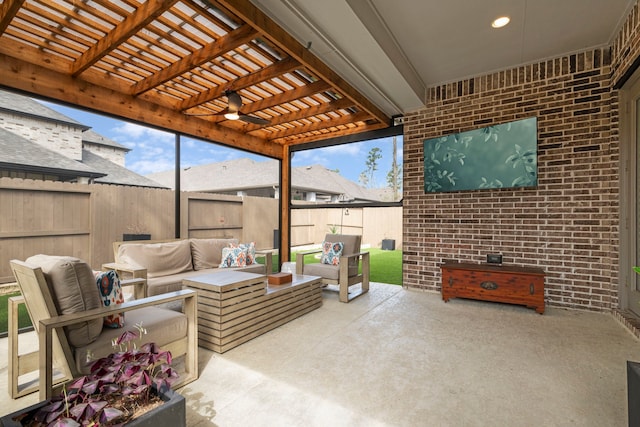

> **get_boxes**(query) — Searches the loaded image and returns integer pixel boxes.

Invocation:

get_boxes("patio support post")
[174,133,181,238]
[278,144,292,265]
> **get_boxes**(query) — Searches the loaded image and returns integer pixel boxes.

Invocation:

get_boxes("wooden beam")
[276,121,388,146]
[246,97,355,133]
[215,0,390,126]
[0,53,282,159]
[72,0,179,77]
[0,0,24,35]
[131,24,258,96]
[267,111,371,139]
[179,56,300,111]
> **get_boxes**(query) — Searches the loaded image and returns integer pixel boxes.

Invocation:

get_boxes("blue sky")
[42,101,402,187]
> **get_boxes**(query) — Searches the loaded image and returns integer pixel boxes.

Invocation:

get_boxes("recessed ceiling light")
[492,16,510,28]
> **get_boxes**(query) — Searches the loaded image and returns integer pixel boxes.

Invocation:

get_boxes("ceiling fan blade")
[238,114,270,125]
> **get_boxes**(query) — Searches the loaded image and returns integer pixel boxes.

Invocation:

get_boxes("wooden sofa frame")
[105,238,274,296]
[9,260,198,400]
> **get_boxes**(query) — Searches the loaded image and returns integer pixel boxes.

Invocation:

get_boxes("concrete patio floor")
[2,282,639,426]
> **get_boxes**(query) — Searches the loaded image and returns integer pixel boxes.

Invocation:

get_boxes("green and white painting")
[423,117,537,193]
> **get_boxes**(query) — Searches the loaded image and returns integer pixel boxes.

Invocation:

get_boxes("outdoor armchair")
[8,256,198,400]
[296,234,370,302]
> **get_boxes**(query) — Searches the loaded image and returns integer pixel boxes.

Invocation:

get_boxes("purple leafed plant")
[13,325,178,426]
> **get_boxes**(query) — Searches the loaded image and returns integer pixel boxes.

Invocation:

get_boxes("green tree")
[361,147,382,188]
[386,136,402,200]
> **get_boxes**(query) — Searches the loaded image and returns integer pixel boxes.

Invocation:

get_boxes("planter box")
[0,387,185,426]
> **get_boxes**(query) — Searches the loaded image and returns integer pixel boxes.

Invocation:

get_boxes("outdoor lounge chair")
[8,256,198,400]
[296,234,370,303]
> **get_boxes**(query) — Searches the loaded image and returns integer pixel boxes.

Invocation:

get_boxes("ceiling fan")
[186,89,270,125]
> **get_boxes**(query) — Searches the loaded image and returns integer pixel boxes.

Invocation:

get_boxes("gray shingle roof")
[0,127,103,177]
[146,158,382,201]
[82,129,129,151]
[0,91,88,129]
[84,150,166,187]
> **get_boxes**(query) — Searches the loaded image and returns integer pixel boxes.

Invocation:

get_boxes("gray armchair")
[296,234,370,302]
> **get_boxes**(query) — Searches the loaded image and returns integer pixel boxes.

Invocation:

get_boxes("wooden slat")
[215,0,390,126]
[267,111,371,139]
[131,24,258,96]
[180,56,300,111]
[247,97,355,132]
[72,0,180,76]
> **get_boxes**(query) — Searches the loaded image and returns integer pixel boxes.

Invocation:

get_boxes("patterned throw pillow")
[321,241,344,265]
[232,242,256,265]
[219,246,248,268]
[94,270,125,328]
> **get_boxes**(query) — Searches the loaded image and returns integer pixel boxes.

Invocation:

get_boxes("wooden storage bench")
[441,262,545,314]
[183,270,322,353]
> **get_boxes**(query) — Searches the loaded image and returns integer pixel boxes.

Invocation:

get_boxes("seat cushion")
[117,240,194,278]
[190,238,238,270]
[74,306,187,374]
[25,255,103,348]
[304,263,340,280]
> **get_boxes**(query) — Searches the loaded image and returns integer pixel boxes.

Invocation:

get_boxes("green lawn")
[0,292,32,336]
[269,248,403,285]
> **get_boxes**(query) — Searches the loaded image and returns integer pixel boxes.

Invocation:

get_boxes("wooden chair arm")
[255,250,273,274]
[295,249,320,274]
[101,262,147,279]
[38,289,197,400]
[119,277,146,300]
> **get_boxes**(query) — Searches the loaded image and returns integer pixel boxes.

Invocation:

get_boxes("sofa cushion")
[74,306,187,374]
[94,270,125,328]
[219,246,247,267]
[25,255,103,347]
[117,240,193,278]
[190,238,238,270]
[233,242,256,265]
[321,241,344,265]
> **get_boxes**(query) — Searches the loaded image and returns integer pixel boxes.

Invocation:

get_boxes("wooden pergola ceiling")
[0,0,390,159]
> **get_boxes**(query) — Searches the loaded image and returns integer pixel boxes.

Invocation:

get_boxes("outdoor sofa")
[105,238,273,296]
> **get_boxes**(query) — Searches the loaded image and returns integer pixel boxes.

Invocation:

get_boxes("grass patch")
[270,248,403,286]
[0,292,32,335]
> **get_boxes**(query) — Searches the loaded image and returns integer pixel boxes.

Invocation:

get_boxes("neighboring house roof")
[82,129,129,151]
[146,158,383,202]
[0,90,89,130]
[84,150,165,187]
[0,127,104,179]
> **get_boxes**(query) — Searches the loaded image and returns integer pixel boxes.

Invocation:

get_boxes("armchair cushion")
[73,306,187,374]
[25,255,103,347]
[321,241,344,265]
[94,270,125,328]
[117,240,193,278]
[190,238,238,270]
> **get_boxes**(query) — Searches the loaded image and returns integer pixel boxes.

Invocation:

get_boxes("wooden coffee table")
[183,271,322,353]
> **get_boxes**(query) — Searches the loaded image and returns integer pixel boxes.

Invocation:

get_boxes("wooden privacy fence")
[0,178,401,283]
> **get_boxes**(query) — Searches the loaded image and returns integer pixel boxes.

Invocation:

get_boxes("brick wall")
[402,47,619,311]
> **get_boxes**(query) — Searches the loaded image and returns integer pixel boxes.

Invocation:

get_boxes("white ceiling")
[251,0,634,117]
